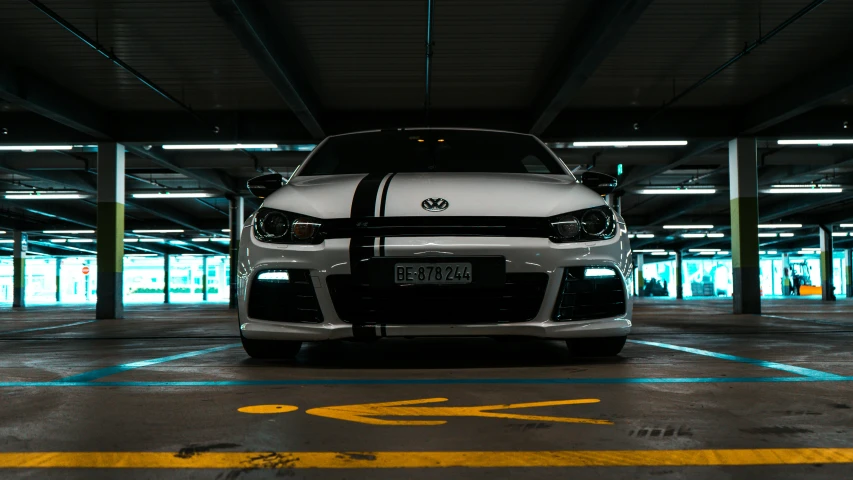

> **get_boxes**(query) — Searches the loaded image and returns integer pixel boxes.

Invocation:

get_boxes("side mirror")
[580,172,617,195]
[247,173,283,199]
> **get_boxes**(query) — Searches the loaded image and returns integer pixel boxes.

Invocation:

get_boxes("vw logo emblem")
[421,197,449,212]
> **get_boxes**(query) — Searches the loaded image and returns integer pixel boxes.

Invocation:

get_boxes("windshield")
[297,130,568,176]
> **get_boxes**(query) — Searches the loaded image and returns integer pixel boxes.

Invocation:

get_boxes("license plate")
[394,263,473,284]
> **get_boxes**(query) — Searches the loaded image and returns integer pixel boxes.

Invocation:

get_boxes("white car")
[237,128,633,359]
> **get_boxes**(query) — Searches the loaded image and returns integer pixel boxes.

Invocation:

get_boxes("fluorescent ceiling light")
[211,238,230,242]
[832,232,848,237]
[767,188,842,194]
[634,249,665,253]
[707,233,724,238]
[663,225,713,230]
[758,224,802,229]
[126,254,158,257]
[132,229,184,234]
[770,185,839,189]
[0,239,13,244]
[222,229,231,233]
[140,238,165,243]
[627,234,635,239]
[797,250,817,255]
[124,238,139,243]
[651,252,671,256]
[777,139,853,146]
[681,233,706,238]
[191,238,210,242]
[699,251,718,255]
[43,230,95,234]
[169,240,188,245]
[759,251,766,255]
[162,144,278,150]
[689,248,720,252]
[0,230,5,234]
[68,239,94,243]
[779,233,795,237]
[636,234,655,239]
[50,239,67,243]
[758,233,777,238]
[5,194,87,200]
[0,145,73,151]
[573,141,688,147]
[132,192,213,199]
[767,250,777,255]
[637,188,716,195]
[840,224,853,228]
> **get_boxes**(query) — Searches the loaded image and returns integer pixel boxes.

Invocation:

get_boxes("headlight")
[254,208,323,244]
[550,206,616,242]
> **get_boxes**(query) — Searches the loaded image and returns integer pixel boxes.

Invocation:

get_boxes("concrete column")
[228,196,244,309]
[819,225,835,301]
[163,254,171,304]
[675,250,684,299]
[636,253,645,296]
[846,249,853,298]
[96,142,125,319]
[12,231,27,308]
[728,138,760,314]
[202,256,209,301]
[55,257,62,303]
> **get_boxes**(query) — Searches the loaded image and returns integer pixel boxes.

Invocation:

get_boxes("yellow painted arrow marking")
[299,398,612,426]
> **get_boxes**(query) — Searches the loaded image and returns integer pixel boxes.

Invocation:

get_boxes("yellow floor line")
[1,448,852,468]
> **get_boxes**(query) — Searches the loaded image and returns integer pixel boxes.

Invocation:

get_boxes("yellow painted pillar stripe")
[96,202,124,274]
[1,449,853,468]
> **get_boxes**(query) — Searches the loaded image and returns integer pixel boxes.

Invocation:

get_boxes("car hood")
[262,172,607,218]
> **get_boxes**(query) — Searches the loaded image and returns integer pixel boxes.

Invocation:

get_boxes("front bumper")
[237,227,633,341]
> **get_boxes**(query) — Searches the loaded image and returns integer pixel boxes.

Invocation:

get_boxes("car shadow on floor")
[241,337,628,369]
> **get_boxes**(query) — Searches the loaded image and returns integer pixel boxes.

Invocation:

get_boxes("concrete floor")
[1,298,852,479]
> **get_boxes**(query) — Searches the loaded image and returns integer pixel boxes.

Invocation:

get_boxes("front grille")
[247,269,323,323]
[326,273,549,324]
[552,267,626,321]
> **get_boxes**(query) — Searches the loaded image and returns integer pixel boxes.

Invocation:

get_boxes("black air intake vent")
[248,269,323,323]
[552,266,625,321]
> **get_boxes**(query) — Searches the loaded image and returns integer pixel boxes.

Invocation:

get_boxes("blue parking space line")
[628,339,845,379]
[0,320,96,335]
[57,344,242,382]
[0,375,851,387]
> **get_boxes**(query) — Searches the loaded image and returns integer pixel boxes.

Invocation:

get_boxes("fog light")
[585,267,616,278]
[257,270,289,282]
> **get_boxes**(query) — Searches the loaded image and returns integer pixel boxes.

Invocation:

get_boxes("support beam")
[164,254,171,304]
[675,250,683,300]
[529,0,653,135]
[636,253,644,297]
[210,0,324,139]
[729,138,761,314]
[615,141,726,192]
[12,231,27,308]
[0,65,110,139]
[818,225,836,302]
[95,143,125,320]
[55,257,61,303]
[846,249,853,298]
[202,255,209,302]
[229,196,244,309]
[739,51,853,135]
[124,146,238,195]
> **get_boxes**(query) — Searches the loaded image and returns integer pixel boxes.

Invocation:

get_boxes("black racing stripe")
[378,173,396,257]
[349,173,386,283]
[378,173,396,217]
[350,173,386,218]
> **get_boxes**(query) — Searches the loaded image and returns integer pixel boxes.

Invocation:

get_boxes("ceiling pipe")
[642,0,828,125]
[27,0,218,134]
[423,0,435,126]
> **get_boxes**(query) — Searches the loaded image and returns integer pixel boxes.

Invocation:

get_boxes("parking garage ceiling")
[1,0,853,256]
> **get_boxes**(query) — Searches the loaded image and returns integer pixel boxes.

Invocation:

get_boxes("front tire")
[566,336,626,357]
[240,333,302,360]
